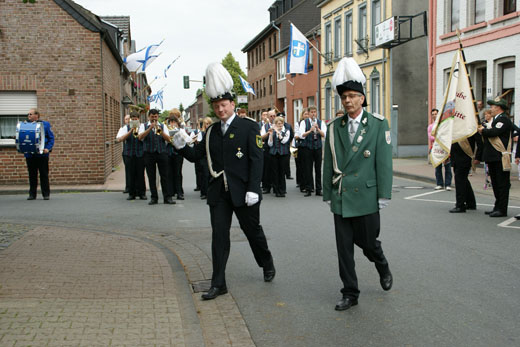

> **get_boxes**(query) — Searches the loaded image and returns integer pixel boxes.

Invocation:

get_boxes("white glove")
[245,192,259,206]
[378,198,390,209]
[325,200,331,206]
[173,132,187,149]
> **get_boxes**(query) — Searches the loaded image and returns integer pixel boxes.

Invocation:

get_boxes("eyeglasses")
[340,93,362,100]
[28,113,36,116]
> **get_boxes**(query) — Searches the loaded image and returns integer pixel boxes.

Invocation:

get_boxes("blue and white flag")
[287,23,309,74]
[148,89,164,109]
[124,40,164,73]
[239,75,255,95]
[164,56,180,78]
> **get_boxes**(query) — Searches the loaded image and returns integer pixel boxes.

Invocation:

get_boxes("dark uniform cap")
[487,97,508,110]
[336,81,368,107]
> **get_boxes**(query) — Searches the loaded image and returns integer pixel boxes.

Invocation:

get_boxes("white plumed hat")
[205,62,235,102]
[332,57,367,106]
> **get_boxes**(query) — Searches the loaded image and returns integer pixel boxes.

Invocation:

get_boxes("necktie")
[349,120,356,142]
[221,122,227,135]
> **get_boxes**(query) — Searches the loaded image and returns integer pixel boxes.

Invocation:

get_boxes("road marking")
[498,218,520,229]
[404,190,445,200]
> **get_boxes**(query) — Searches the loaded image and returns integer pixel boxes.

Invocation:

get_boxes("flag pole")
[456,29,480,126]
[288,21,323,56]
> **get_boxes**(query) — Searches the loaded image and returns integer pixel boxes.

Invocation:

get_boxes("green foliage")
[159,110,169,122]
[205,52,248,117]
[23,0,36,3]
[179,103,184,114]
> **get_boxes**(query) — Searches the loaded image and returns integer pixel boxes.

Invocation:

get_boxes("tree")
[205,52,248,117]
[178,103,184,114]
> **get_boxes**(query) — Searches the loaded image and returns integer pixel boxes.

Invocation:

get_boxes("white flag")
[430,49,478,167]
[287,23,309,74]
[124,40,163,73]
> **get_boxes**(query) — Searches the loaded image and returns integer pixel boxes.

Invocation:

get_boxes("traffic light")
[203,76,206,87]
[183,75,190,89]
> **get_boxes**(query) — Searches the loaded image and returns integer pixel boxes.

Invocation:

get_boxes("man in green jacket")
[323,58,393,311]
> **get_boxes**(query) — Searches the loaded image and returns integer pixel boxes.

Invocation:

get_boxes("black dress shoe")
[304,191,312,197]
[43,196,50,200]
[123,189,129,194]
[275,193,285,197]
[139,195,147,200]
[201,286,228,300]
[489,211,506,217]
[334,297,358,311]
[376,263,393,291]
[263,262,276,282]
[485,210,495,215]
[194,187,201,191]
[164,199,176,205]
[200,195,207,199]
[449,207,466,213]
[316,191,323,196]
[148,199,158,205]
[465,205,477,210]
[127,196,136,200]
[177,195,184,200]
[262,189,271,194]
[515,214,520,220]
[287,176,294,180]
[27,196,36,200]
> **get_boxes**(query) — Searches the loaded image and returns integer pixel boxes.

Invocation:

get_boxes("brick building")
[0,0,134,185]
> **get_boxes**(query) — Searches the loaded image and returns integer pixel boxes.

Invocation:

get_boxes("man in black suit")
[173,62,275,300]
[476,97,512,217]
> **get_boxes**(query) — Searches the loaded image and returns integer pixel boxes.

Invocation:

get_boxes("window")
[293,99,303,123]
[0,92,37,142]
[269,38,272,56]
[325,81,332,121]
[277,56,286,81]
[345,11,353,56]
[270,75,273,94]
[308,46,314,70]
[325,22,332,57]
[256,47,259,65]
[263,78,266,97]
[334,16,342,59]
[451,0,460,32]
[263,42,266,61]
[504,0,516,15]
[500,61,515,117]
[371,0,381,47]
[474,0,486,23]
[273,33,277,53]
[358,4,368,50]
[307,96,315,107]
[334,94,341,115]
[371,78,380,114]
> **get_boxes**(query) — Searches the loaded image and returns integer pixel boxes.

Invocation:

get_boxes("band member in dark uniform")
[25,108,55,200]
[476,97,512,217]
[323,58,393,311]
[173,62,275,300]
[138,109,174,205]
[449,132,482,213]
[268,116,291,197]
[116,111,146,200]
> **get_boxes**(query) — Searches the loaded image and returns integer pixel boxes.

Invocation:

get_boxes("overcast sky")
[73,0,274,111]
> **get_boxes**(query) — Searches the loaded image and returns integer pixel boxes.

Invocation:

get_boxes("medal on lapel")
[352,146,358,152]
[229,133,235,139]
[364,150,371,158]
[236,147,244,159]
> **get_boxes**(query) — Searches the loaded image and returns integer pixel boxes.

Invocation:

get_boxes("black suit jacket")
[451,133,483,167]
[180,116,264,207]
[477,113,512,162]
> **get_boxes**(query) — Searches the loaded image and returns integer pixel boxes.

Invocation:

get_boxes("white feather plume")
[332,57,366,92]
[205,62,234,99]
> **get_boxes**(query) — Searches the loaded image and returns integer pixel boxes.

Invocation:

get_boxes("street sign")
[375,17,397,47]
[237,95,248,104]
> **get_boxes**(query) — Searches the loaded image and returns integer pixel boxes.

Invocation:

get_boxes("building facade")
[0,0,133,184]
[430,0,519,126]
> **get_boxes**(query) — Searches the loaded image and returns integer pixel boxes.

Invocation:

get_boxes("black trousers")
[209,191,272,288]
[167,154,184,198]
[270,153,288,194]
[127,155,146,197]
[26,156,50,198]
[123,154,131,191]
[487,161,510,214]
[301,146,322,192]
[295,150,303,186]
[284,151,291,178]
[194,158,203,189]
[199,158,209,196]
[453,164,475,208]
[334,212,388,299]
[144,152,169,201]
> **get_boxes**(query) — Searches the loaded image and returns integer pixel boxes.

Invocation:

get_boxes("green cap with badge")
[487,96,508,110]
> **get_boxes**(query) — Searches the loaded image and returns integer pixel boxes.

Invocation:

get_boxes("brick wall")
[0,0,122,184]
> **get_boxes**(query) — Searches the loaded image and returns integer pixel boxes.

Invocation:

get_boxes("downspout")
[271,21,281,51]
[271,21,281,111]
[100,32,107,180]
[382,0,386,120]
[313,30,321,118]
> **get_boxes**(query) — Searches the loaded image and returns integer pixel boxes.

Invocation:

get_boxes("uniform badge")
[341,120,346,126]
[385,131,391,144]
[236,147,244,159]
[362,118,367,125]
[364,150,371,158]
[229,133,235,139]
[494,96,501,102]
[357,135,363,143]
[360,129,367,135]
[352,146,358,152]
[256,135,263,148]
[496,122,503,129]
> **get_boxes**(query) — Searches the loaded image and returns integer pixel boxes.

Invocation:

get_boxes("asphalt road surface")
[1,161,519,347]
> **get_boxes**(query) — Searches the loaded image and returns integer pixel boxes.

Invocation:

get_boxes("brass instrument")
[129,119,140,138]
[155,122,163,135]
[132,127,139,138]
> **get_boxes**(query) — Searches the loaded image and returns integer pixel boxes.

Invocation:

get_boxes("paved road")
[1,161,519,346]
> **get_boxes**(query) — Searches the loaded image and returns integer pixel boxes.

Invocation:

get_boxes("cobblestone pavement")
[0,223,254,346]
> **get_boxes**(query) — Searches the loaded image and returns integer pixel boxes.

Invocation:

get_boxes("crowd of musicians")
[116,106,331,203]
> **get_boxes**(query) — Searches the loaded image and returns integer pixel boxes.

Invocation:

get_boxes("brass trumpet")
[132,127,139,138]
[155,122,162,135]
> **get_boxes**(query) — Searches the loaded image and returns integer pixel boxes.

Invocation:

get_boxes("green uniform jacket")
[323,111,393,218]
